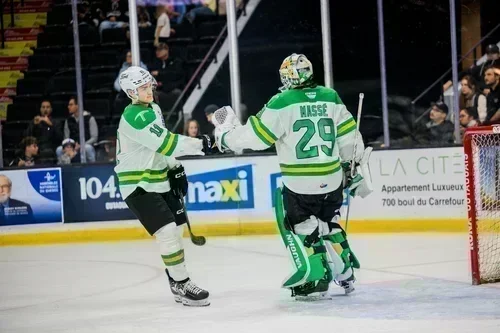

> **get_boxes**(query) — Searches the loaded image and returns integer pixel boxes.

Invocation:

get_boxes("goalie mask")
[279,53,313,91]
[119,66,157,102]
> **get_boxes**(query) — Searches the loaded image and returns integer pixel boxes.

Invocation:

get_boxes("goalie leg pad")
[275,188,329,288]
[155,223,189,282]
[323,231,360,282]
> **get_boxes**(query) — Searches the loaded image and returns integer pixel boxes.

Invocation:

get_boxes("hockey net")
[464,125,500,285]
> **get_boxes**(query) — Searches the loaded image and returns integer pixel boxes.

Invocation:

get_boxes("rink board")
[0,147,471,245]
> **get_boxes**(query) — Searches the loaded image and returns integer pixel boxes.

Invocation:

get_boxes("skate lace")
[185,281,203,295]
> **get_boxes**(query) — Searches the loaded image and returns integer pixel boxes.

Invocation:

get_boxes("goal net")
[464,125,500,285]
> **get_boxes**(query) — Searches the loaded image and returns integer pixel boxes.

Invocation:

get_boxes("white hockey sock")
[154,223,189,281]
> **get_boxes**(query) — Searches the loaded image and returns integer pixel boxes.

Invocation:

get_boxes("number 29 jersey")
[221,86,365,195]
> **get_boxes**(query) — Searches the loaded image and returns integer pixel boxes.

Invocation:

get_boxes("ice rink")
[1,234,500,333]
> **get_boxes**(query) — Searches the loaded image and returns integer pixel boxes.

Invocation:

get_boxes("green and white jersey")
[114,102,203,199]
[222,85,364,195]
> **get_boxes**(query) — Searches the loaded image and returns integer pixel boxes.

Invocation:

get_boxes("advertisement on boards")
[0,168,63,226]
[62,164,135,222]
[185,164,255,211]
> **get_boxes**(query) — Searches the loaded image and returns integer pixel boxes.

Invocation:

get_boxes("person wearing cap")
[469,44,500,84]
[98,11,128,40]
[416,101,455,146]
[204,104,219,124]
[58,139,81,165]
[484,65,500,123]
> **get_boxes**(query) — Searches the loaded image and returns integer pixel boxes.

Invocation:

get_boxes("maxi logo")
[186,165,254,211]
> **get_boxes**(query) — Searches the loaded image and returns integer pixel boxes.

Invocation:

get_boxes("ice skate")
[339,278,355,295]
[292,279,331,301]
[172,279,210,307]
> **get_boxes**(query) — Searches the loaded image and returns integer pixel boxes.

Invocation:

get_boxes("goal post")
[463,125,500,285]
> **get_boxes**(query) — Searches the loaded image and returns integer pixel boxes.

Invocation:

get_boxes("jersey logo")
[305,92,316,99]
[135,110,150,122]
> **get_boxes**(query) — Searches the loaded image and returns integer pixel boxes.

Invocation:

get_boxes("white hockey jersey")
[114,102,203,199]
[221,86,364,195]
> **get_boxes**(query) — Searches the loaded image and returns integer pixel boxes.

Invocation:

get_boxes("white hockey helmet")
[119,66,156,100]
[279,53,314,90]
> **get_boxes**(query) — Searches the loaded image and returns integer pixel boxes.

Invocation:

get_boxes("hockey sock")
[154,223,189,281]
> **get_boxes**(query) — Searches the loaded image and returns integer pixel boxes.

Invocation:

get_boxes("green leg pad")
[274,188,328,288]
[323,232,361,273]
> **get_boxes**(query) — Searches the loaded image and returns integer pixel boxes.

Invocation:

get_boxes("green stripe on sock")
[161,249,184,259]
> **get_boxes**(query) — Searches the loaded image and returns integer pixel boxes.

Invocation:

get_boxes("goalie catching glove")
[211,106,242,153]
[342,147,373,198]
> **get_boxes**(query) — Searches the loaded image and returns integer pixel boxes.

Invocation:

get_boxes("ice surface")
[1,234,499,333]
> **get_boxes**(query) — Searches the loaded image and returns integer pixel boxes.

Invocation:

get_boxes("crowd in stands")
[389,44,500,147]
[3,0,244,168]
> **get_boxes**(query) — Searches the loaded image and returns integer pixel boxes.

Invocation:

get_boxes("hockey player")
[115,66,211,306]
[211,54,373,298]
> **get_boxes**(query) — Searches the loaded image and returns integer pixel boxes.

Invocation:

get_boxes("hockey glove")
[342,147,373,198]
[167,165,188,198]
[197,134,215,155]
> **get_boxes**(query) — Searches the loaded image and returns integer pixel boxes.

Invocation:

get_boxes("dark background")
[192,0,500,142]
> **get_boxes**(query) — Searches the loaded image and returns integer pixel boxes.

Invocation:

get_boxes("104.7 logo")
[78,175,122,200]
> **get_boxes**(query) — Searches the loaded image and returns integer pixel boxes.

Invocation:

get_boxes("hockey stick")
[344,93,364,233]
[179,197,206,246]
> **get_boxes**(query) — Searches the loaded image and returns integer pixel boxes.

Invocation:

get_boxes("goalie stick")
[345,93,364,233]
[179,197,206,246]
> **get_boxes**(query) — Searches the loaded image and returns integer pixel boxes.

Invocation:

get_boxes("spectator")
[415,101,455,146]
[99,11,128,39]
[114,51,148,92]
[24,99,59,162]
[484,66,500,123]
[138,10,152,28]
[204,104,218,124]
[185,0,243,23]
[149,43,185,93]
[459,75,487,123]
[203,104,218,136]
[154,5,175,46]
[185,0,215,23]
[56,97,99,163]
[9,137,39,167]
[470,44,500,84]
[184,119,200,137]
[57,139,81,165]
[459,107,479,139]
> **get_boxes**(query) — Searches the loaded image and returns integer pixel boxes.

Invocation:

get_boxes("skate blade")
[295,292,332,302]
[173,295,182,303]
[181,297,210,307]
[343,286,355,295]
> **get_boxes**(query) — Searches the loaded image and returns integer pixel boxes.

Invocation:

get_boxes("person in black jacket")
[484,66,500,123]
[55,97,98,162]
[0,174,34,225]
[9,137,39,168]
[24,99,60,163]
[415,101,455,146]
